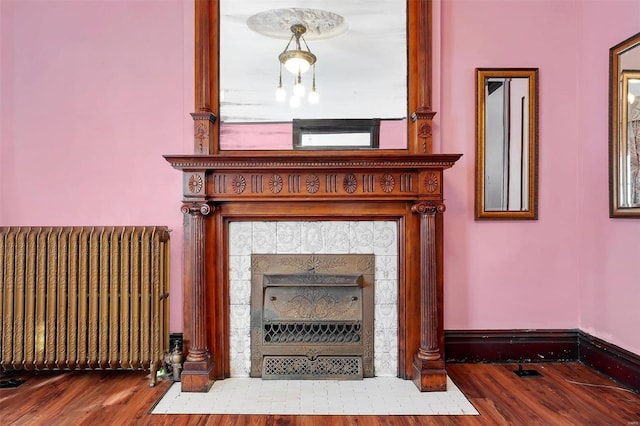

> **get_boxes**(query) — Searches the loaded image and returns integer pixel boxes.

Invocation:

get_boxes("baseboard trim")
[578,331,640,393]
[445,329,579,363]
[444,329,639,393]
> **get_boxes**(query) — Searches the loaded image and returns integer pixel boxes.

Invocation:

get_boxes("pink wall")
[439,0,639,354]
[1,1,638,355]
[0,0,194,332]
[577,1,640,354]
[440,0,581,329]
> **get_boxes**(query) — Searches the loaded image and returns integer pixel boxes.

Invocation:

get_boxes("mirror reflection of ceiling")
[220,0,407,123]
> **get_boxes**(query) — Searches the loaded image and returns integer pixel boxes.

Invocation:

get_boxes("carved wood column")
[411,200,447,391]
[180,201,215,392]
[407,0,433,155]
[193,0,218,154]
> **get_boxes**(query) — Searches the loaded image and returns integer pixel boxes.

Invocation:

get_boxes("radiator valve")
[169,342,183,382]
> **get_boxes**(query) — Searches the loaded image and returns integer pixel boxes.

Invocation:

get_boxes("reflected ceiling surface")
[220,0,406,123]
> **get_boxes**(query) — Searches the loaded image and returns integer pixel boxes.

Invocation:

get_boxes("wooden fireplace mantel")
[166,153,460,201]
[165,152,461,392]
[168,0,459,394]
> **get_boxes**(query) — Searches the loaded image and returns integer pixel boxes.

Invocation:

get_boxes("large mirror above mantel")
[192,0,436,155]
[168,0,462,394]
[219,1,408,150]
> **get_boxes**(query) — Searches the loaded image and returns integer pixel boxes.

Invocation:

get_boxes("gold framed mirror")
[475,68,538,220]
[609,32,640,218]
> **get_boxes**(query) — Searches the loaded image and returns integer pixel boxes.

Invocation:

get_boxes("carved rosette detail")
[424,172,438,193]
[380,173,395,193]
[269,174,283,194]
[187,174,203,194]
[181,202,213,216]
[411,201,445,215]
[343,173,358,194]
[306,175,320,194]
[231,175,247,194]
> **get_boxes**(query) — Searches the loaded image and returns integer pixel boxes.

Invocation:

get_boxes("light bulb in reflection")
[285,58,311,74]
[289,95,301,108]
[629,93,636,104]
[275,86,286,102]
[308,90,319,104]
[293,82,305,97]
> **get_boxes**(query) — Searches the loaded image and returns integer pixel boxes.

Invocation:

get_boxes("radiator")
[0,226,170,386]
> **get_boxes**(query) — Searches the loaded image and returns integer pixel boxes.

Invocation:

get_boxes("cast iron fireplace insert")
[250,254,375,379]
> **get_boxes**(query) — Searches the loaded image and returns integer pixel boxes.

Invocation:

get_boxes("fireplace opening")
[228,221,399,379]
[250,254,375,379]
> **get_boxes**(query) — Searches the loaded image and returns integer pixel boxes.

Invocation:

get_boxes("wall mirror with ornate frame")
[609,32,640,218]
[475,68,538,220]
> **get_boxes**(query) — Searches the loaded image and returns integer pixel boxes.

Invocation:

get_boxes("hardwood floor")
[0,363,638,425]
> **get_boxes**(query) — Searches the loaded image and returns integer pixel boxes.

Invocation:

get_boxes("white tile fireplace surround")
[228,221,399,377]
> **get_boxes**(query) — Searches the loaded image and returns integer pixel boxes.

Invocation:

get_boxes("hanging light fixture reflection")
[275,24,319,106]
[275,63,287,102]
[308,65,319,104]
[279,24,316,74]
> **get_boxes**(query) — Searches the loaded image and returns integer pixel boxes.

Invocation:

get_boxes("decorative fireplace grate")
[250,254,375,380]
[263,322,362,344]
[263,356,362,379]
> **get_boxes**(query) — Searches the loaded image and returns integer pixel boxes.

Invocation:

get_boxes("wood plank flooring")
[0,363,638,425]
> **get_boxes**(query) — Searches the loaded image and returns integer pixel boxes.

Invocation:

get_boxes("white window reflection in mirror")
[476,68,538,220]
[218,0,407,150]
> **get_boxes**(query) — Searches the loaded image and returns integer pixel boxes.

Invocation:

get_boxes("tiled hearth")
[228,221,399,377]
[152,376,479,415]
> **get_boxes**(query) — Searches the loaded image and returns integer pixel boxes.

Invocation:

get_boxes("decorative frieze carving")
[424,172,439,194]
[380,173,395,193]
[288,175,301,193]
[269,174,284,194]
[326,174,339,193]
[231,175,246,194]
[190,171,447,198]
[213,174,226,194]
[251,175,264,193]
[186,173,204,195]
[400,174,414,192]
[343,173,358,194]
[362,174,376,192]
[306,175,320,194]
